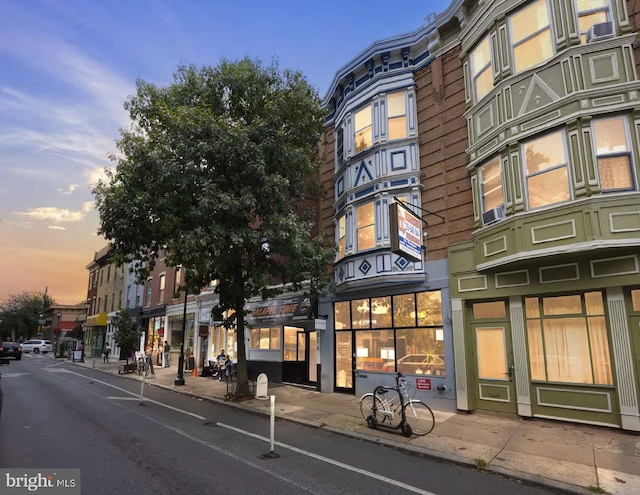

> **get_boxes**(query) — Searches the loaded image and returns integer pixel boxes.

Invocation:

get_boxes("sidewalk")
[71,357,639,495]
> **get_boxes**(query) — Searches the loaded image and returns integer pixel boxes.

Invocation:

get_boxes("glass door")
[283,326,307,384]
[335,331,354,392]
[308,331,317,383]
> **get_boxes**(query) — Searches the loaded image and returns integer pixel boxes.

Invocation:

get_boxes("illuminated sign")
[389,202,423,263]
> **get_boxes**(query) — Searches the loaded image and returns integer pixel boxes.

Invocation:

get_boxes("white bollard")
[263,394,279,458]
[139,367,146,405]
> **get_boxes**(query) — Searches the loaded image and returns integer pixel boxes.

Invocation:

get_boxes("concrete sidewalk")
[70,356,639,495]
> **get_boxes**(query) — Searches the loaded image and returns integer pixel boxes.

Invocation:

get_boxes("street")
[0,355,563,495]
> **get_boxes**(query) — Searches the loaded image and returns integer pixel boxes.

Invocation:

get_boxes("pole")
[139,365,146,405]
[175,279,187,386]
[263,394,279,458]
[89,357,95,383]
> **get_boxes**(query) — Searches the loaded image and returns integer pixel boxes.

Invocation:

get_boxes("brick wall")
[415,45,473,260]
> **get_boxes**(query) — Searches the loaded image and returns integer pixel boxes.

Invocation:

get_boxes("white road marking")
[218,422,438,495]
[0,372,31,378]
[61,369,206,420]
[59,366,437,494]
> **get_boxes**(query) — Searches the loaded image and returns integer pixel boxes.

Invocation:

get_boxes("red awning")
[54,321,76,332]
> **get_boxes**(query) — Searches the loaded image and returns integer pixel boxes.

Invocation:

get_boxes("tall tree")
[94,59,333,397]
[112,308,142,362]
[0,292,54,341]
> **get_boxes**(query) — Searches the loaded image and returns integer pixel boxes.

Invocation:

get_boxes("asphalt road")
[0,355,564,495]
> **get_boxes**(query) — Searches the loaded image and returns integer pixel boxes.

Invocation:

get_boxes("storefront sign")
[314,318,326,330]
[389,202,423,263]
[416,377,432,390]
[247,295,315,324]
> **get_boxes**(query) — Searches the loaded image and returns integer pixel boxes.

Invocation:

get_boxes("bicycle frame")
[365,373,413,437]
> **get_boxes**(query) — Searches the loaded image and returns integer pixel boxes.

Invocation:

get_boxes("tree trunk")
[235,301,251,399]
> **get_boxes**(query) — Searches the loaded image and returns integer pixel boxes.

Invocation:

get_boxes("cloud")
[15,202,94,224]
[48,225,66,231]
[57,184,78,195]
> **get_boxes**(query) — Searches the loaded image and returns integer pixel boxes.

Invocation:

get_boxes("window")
[104,295,108,313]
[480,157,504,212]
[354,106,372,153]
[592,117,634,191]
[510,0,554,73]
[336,127,344,169]
[523,131,570,209]
[145,279,152,307]
[576,0,610,43]
[356,202,375,251]
[284,326,304,361]
[632,289,640,312]
[250,327,280,349]
[387,92,407,140]
[106,265,111,282]
[470,35,493,101]
[337,215,346,260]
[174,267,182,295]
[334,291,446,375]
[526,292,613,385]
[159,274,166,303]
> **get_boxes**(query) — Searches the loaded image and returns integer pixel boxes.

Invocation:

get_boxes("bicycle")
[137,356,155,378]
[359,372,435,437]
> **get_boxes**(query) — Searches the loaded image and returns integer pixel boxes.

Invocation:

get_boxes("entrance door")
[308,331,317,383]
[335,331,354,392]
[472,323,517,413]
[283,326,308,384]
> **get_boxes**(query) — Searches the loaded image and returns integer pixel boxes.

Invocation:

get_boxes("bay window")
[592,116,634,191]
[470,35,493,101]
[387,92,407,140]
[576,0,610,43]
[526,292,613,385]
[523,131,570,209]
[480,157,504,212]
[355,106,372,153]
[510,0,554,73]
[356,202,375,251]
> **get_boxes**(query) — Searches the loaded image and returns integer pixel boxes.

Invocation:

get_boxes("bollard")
[139,366,146,406]
[263,394,279,458]
[89,358,96,383]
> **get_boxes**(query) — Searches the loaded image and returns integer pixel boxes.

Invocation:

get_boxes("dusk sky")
[0,0,450,306]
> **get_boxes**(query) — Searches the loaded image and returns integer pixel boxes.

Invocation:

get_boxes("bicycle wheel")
[405,400,435,436]
[359,393,385,424]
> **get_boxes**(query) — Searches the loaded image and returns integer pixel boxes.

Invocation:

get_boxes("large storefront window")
[334,290,445,376]
[525,292,613,385]
[249,327,280,350]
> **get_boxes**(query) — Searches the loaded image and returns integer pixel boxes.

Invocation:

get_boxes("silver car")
[21,339,53,354]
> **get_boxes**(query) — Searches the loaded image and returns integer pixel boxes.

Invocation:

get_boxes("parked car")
[396,353,446,375]
[21,339,52,354]
[0,342,22,360]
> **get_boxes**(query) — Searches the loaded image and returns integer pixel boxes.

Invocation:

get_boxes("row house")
[315,0,640,431]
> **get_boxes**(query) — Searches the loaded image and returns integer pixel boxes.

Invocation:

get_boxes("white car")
[21,339,53,354]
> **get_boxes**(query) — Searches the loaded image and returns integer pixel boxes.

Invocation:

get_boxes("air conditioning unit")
[482,205,505,226]
[586,21,614,43]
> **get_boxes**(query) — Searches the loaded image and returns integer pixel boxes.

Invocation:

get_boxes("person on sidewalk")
[163,341,170,368]
[103,343,111,363]
[215,349,226,380]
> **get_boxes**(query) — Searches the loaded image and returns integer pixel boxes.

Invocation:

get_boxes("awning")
[54,321,76,332]
[86,313,108,326]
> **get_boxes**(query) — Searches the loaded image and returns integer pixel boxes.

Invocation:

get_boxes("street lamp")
[175,274,187,386]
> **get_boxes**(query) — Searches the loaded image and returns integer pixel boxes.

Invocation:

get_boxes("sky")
[0,0,451,306]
